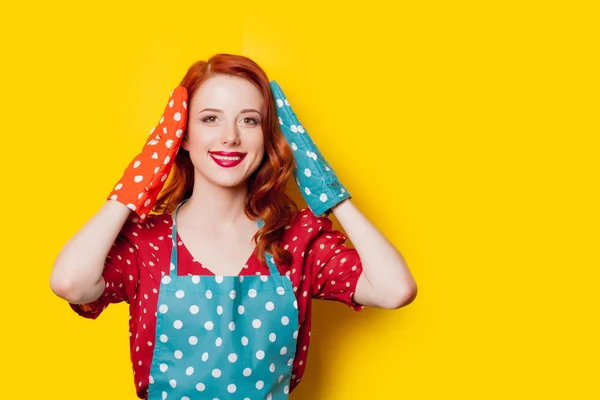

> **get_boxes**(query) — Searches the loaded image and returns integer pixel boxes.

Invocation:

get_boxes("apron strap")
[256,219,281,276]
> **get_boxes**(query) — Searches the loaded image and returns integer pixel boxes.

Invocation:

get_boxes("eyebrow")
[198,108,261,114]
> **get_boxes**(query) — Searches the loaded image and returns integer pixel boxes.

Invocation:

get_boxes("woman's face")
[183,74,265,189]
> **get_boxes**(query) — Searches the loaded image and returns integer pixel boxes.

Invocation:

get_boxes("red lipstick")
[209,151,246,168]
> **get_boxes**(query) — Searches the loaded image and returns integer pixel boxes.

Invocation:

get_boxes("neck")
[176,173,251,231]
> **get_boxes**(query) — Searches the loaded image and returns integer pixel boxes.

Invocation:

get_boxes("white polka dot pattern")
[107,86,188,221]
[269,80,351,217]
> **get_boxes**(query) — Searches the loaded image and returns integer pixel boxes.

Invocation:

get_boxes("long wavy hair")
[153,54,298,268]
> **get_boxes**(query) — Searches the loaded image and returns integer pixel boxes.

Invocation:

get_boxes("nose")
[220,121,240,146]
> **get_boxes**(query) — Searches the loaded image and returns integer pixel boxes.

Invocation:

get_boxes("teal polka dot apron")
[147,200,299,399]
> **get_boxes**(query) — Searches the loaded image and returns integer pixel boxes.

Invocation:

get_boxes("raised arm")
[50,86,188,304]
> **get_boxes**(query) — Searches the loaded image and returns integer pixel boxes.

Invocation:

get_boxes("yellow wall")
[1,0,597,399]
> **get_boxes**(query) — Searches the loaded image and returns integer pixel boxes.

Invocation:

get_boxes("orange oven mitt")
[107,86,188,221]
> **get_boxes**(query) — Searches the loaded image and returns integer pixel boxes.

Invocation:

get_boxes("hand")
[107,86,188,221]
[269,80,351,217]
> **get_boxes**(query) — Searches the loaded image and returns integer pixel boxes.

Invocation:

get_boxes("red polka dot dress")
[69,207,364,399]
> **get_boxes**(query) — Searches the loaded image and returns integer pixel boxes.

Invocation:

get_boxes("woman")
[50,53,417,399]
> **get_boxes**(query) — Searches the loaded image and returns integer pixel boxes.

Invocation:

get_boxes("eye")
[243,117,259,125]
[201,115,218,123]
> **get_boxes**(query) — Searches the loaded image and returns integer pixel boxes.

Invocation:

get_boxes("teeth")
[212,154,242,161]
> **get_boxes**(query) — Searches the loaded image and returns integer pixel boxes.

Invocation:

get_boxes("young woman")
[50,53,417,400]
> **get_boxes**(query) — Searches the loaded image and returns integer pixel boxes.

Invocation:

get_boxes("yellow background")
[1,0,598,399]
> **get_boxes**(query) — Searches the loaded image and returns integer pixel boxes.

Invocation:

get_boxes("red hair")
[153,54,298,267]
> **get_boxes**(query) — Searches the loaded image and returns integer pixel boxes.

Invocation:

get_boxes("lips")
[209,151,247,168]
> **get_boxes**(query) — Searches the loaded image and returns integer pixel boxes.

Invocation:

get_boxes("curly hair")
[152,53,298,268]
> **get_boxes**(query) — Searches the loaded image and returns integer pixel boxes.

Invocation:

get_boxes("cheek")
[249,130,265,151]
[186,127,212,148]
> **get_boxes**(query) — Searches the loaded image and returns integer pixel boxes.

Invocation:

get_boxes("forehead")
[191,75,264,110]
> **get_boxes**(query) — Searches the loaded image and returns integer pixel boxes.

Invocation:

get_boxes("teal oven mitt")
[270,80,351,217]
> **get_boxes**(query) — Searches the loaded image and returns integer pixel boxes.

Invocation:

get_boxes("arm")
[50,200,131,304]
[330,199,417,309]
[50,86,188,305]
[269,80,417,310]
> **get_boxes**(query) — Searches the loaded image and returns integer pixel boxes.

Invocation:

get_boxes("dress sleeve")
[69,221,140,319]
[304,211,365,311]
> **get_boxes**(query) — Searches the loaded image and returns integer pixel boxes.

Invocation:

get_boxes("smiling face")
[183,74,266,189]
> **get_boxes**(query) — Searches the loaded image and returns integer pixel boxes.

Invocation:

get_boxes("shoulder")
[281,207,336,245]
[118,213,174,245]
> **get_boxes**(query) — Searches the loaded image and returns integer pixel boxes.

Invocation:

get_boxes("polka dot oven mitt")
[269,80,351,217]
[107,86,188,221]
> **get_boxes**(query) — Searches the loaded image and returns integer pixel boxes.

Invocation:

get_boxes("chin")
[193,160,260,189]
[208,175,249,189]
